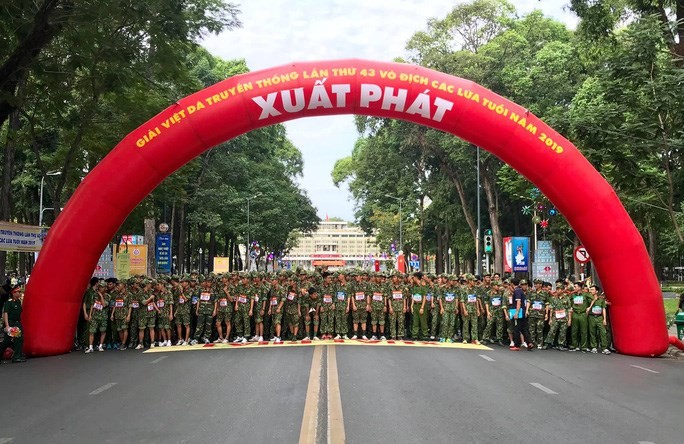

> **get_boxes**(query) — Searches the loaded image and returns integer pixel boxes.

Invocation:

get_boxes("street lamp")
[385,194,403,252]
[39,170,61,227]
[246,193,262,270]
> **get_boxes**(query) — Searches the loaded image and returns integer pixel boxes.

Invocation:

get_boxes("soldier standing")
[570,283,590,352]
[233,274,253,343]
[410,273,428,340]
[191,278,216,345]
[544,282,571,350]
[174,277,192,345]
[369,274,387,340]
[482,280,506,345]
[86,281,110,353]
[333,273,350,340]
[586,286,610,354]
[388,274,407,340]
[0,285,26,363]
[214,275,233,344]
[351,272,370,340]
[285,278,301,342]
[527,279,548,349]
[110,281,131,350]
[460,274,481,344]
[268,280,285,343]
[319,274,336,339]
[438,276,458,342]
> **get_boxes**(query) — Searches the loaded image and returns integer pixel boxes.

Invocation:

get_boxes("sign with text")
[115,252,130,280]
[93,245,114,279]
[155,233,172,274]
[0,221,44,252]
[213,257,229,274]
[504,236,530,273]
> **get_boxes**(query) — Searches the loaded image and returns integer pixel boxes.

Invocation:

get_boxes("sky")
[201,0,578,221]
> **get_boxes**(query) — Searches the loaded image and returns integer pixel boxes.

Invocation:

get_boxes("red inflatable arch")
[22,59,668,357]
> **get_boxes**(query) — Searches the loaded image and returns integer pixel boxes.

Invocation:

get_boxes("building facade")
[283,221,388,270]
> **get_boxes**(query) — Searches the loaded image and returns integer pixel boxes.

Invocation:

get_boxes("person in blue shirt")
[511,279,534,351]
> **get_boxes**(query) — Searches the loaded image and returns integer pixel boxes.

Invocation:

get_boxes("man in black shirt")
[511,279,534,351]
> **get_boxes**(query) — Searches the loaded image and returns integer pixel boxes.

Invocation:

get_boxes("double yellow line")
[299,345,345,443]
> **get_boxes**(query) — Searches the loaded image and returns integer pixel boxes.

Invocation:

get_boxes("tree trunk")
[482,166,503,274]
[208,229,216,272]
[185,222,192,273]
[144,218,156,277]
[454,248,460,275]
[176,203,185,275]
[435,224,443,275]
[228,237,234,272]
[0,97,23,277]
[572,234,580,281]
[647,225,657,269]
[418,196,424,271]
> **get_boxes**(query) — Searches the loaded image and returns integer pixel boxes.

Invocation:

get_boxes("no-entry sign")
[574,246,590,263]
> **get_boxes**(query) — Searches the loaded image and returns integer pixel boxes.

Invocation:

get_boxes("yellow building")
[283,221,388,270]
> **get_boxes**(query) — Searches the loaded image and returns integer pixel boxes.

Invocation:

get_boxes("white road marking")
[638,441,656,444]
[479,354,495,362]
[151,356,168,364]
[630,365,659,374]
[530,383,558,394]
[0,438,15,444]
[89,382,117,395]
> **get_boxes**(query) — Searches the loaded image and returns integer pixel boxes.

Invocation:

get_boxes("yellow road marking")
[143,339,492,353]
[327,346,345,444]
[299,346,324,444]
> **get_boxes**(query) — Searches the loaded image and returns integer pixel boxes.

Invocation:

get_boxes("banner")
[504,236,530,273]
[128,245,148,276]
[120,234,144,245]
[115,251,130,280]
[213,257,229,274]
[155,233,172,274]
[0,221,44,252]
[93,245,114,278]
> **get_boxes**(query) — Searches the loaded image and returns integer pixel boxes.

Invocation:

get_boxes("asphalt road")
[1,344,683,444]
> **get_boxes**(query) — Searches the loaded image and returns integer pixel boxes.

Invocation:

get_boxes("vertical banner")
[93,245,114,278]
[155,233,172,274]
[511,237,530,273]
[115,251,131,280]
[503,237,513,273]
[213,257,229,274]
[128,245,148,276]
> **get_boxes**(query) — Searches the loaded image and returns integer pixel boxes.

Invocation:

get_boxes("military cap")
[519,279,529,285]
[105,277,118,284]
[97,281,107,288]
[465,273,475,281]
[171,275,180,281]
[533,278,542,284]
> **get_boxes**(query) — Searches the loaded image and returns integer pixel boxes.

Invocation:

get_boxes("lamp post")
[246,193,262,271]
[385,194,403,252]
[39,170,61,227]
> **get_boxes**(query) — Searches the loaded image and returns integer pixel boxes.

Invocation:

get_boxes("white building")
[283,221,389,270]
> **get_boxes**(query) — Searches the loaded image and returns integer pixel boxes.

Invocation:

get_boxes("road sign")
[574,246,590,263]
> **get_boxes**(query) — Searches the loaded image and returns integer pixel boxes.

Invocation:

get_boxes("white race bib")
[532,302,543,311]
[270,298,278,306]
[573,295,584,305]
[491,297,501,306]
[238,296,248,303]
[445,293,455,302]
[131,302,140,308]
[412,294,422,302]
[323,296,333,304]
[426,294,433,302]
[287,293,295,301]
[467,294,477,303]
[93,302,103,311]
[219,298,228,307]
[337,292,346,301]
[555,309,567,319]
[372,293,383,301]
[591,305,603,315]
[355,292,365,301]
[115,300,124,308]
[179,296,186,304]
[392,291,403,300]
[253,296,259,302]
[200,293,210,301]
[147,303,155,312]
[157,300,165,308]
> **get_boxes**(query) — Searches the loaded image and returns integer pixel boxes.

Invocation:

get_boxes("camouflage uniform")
[174,287,192,327]
[268,288,285,338]
[334,287,349,336]
[545,294,571,347]
[369,283,386,327]
[527,290,548,345]
[88,292,110,334]
[193,290,215,341]
[215,285,233,330]
[438,287,458,339]
[128,290,142,345]
[482,291,505,343]
[319,284,336,336]
[234,283,252,338]
[139,291,158,330]
[285,288,301,330]
[388,286,406,339]
[460,288,480,342]
[156,290,174,330]
[426,288,439,338]
[112,291,130,332]
[351,282,369,325]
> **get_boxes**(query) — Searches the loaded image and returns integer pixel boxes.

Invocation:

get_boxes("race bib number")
[115,299,124,308]
[591,306,603,315]
[508,297,513,305]
[253,296,259,302]
[555,309,567,319]
[179,296,186,304]
[270,298,278,306]
[532,302,543,311]
[93,302,103,311]
[147,303,155,312]
[323,296,333,304]
[157,300,165,308]
[445,293,455,302]
[131,301,140,309]
[573,295,584,305]
[238,296,248,304]
[219,298,228,307]
[200,293,211,301]
[392,291,403,300]
[467,294,477,303]
[412,294,422,302]
[426,294,433,302]
[355,292,365,301]
[336,292,346,301]
[491,297,501,306]
[192,296,198,305]
[372,293,383,302]
[287,293,295,301]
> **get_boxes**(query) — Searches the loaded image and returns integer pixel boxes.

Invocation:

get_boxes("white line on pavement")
[530,383,558,395]
[0,438,15,444]
[630,365,660,374]
[89,383,117,395]
[479,354,495,362]
[151,356,168,364]
[638,441,656,444]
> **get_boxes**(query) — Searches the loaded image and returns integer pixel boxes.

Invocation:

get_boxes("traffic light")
[484,229,493,253]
